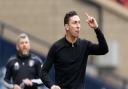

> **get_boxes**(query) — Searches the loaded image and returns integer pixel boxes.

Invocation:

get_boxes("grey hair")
[16,33,29,43]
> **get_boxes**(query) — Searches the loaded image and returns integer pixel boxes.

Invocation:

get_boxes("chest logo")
[29,60,34,67]
[14,62,20,70]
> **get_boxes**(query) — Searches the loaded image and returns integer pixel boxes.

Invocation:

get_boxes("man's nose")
[76,23,80,27]
[76,24,80,29]
[23,43,27,47]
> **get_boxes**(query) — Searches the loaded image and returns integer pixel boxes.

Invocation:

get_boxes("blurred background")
[0,0,128,89]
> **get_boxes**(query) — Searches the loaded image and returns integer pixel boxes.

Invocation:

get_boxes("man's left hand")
[22,79,33,86]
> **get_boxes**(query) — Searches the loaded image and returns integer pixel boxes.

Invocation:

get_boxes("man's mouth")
[75,30,79,33]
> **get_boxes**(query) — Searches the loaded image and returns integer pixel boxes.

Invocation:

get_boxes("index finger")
[85,12,90,18]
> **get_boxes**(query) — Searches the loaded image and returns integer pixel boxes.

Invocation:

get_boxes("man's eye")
[20,42,24,44]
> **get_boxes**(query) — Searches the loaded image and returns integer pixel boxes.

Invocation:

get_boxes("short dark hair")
[64,11,78,25]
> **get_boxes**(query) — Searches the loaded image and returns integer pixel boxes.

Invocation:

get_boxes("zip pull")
[72,44,74,47]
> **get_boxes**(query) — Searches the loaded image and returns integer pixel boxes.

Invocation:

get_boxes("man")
[40,11,109,89]
[4,33,43,89]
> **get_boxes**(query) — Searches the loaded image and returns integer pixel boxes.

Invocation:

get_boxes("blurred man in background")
[40,10,109,89]
[4,33,44,89]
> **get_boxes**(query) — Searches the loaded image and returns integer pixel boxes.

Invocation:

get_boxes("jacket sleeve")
[4,58,14,89]
[40,45,56,88]
[31,56,44,86]
[88,27,109,55]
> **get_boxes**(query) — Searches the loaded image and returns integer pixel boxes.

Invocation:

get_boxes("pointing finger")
[85,12,90,18]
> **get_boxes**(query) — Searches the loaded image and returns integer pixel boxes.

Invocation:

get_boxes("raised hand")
[85,13,98,29]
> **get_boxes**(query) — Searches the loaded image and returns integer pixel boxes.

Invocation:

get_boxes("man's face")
[16,37,30,55]
[66,15,81,38]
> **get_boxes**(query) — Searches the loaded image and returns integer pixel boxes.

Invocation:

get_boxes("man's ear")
[65,24,69,31]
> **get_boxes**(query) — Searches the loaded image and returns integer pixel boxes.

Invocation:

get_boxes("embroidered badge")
[29,60,34,67]
[14,62,20,70]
